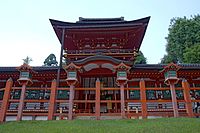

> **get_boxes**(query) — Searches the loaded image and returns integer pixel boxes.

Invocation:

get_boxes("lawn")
[0,118,200,133]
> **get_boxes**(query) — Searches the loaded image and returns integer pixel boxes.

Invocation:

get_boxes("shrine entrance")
[71,55,129,117]
[49,16,150,120]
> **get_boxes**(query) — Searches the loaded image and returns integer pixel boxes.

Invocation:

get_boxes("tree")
[43,54,58,66]
[161,15,200,64]
[183,44,200,63]
[23,56,32,65]
[161,54,177,64]
[134,51,147,64]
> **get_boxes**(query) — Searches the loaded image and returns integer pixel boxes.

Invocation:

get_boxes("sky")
[0,0,199,66]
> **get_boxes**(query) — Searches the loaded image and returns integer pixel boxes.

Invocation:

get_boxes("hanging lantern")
[164,70,177,80]
[19,71,32,80]
[67,71,77,81]
[160,63,180,85]
[114,63,131,85]
[17,63,33,85]
[117,71,127,81]
[63,63,81,85]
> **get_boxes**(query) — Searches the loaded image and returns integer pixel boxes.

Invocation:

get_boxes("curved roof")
[131,64,200,70]
[49,17,150,51]
[50,17,150,29]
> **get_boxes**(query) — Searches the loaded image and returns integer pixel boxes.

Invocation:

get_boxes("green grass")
[0,118,200,133]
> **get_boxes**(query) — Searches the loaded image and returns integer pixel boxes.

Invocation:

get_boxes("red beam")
[48,80,57,120]
[0,78,13,122]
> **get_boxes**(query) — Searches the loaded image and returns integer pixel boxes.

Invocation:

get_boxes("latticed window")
[146,90,156,100]
[129,90,140,100]
[25,90,50,100]
[146,90,172,100]
[11,90,21,99]
[195,84,200,87]
[100,90,114,100]
[190,90,200,100]
[57,90,69,100]
[176,90,184,100]
[163,90,171,99]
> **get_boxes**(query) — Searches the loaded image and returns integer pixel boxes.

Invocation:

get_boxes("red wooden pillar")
[120,83,126,118]
[169,82,179,117]
[16,82,27,121]
[48,79,57,120]
[0,78,13,122]
[95,79,101,120]
[68,85,75,120]
[182,79,194,117]
[140,79,147,119]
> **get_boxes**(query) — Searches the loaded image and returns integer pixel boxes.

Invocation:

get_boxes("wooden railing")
[1,85,200,121]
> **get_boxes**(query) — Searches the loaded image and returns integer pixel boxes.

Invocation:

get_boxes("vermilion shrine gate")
[0,17,200,121]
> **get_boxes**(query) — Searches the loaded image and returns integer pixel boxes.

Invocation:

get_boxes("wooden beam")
[16,83,27,121]
[68,85,75,120]
[0,78,13,122]
[95,79,100,120]
[182,79,194,117]
[48,79,57,120]
[140,79,147,118]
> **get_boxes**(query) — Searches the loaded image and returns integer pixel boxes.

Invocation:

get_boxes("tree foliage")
[134,51,147,64]
[161,15,200,64]
[183,44,200,63]
[22,56,32,65]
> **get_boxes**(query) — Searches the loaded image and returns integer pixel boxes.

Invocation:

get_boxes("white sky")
[0,0,199,66]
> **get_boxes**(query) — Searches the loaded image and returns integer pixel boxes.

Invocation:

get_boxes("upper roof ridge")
[77,17,125,23]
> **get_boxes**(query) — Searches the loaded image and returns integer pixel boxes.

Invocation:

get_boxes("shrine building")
[0,16,200,121]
